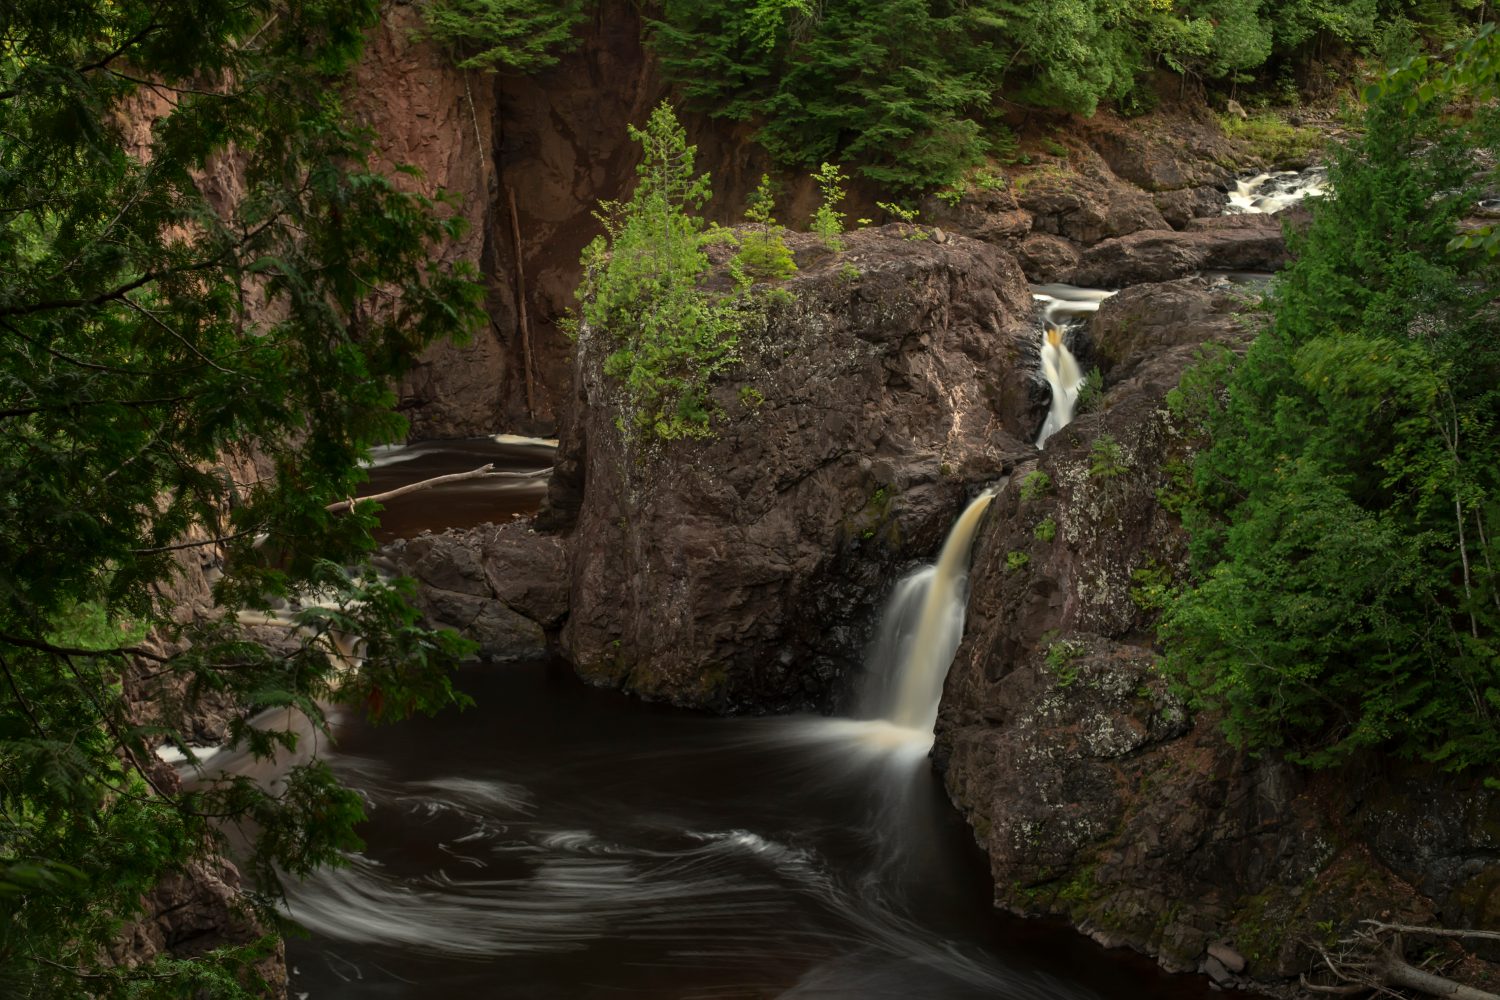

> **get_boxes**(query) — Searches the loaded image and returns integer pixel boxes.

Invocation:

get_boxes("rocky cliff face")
[932,277,1500,988]
[358,1,789,439]
[542,229,1041,712]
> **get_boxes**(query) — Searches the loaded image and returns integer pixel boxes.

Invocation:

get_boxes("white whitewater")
[1031,283,1114,326]
[845,489,996,755]
[1225,167,1327,214]
[1035,326,1085,448]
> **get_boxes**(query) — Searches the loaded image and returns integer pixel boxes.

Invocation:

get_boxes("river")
[280,440,1215,1000]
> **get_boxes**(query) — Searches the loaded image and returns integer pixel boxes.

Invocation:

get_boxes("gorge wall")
[356,0,786,439]
[132,3,1497,995]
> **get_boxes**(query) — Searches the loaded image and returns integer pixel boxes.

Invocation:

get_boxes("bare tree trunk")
[325,464,550,513]
[506,183,537,420]
[1383,953,1500,1000]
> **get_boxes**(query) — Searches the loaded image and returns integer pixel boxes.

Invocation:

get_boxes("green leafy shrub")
[1019,470,1052,502]
[578,103,743,441]
[732,174,798,283]
[811,162,848,250]
[1220,112,1324,166]
[1006,550,1031,572]
[1034,517,1058,543]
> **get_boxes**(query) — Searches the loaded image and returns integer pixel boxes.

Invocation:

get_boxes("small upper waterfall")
[1035,326,1085,448]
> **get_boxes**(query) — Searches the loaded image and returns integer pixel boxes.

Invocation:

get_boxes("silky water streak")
[870,488,997,740]
[1036,326,1085,448]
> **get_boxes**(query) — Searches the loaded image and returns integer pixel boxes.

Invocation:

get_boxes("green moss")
[1221,112,1324,167]
[1034,517,1057,543]
[1006,550,1031,572]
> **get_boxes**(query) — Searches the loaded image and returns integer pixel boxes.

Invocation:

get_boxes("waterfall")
[1225,167,1327,214]
[855,489,996,748]
[1035,326,1085,448]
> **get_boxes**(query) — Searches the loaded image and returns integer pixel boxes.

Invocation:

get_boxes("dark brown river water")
[280,440,1216,1000]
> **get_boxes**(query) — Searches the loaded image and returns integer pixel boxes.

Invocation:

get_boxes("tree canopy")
[0,1,481,995]
[647,0,1492,190]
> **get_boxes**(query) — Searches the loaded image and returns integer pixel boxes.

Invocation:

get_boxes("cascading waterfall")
[851,489,997,753]
[1225,167,1327,214]
[1035,326,1085,448]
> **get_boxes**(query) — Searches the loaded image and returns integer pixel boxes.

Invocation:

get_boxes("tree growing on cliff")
[1159,30,1500,776]
[577,102,741,441]
[0,1,482,995]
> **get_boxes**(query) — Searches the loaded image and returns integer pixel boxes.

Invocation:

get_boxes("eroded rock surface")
[544,228,1040,711]
[379,520,569,661]
[934,278,1500,986]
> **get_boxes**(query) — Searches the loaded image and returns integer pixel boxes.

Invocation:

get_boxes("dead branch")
[326,464,492,512]
[1362,923,1500,944]
[1304,921,1500,1000]
[505,183,537,419]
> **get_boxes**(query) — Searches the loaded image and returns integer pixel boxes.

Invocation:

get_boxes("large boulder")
[380,520,568,661]
[544,227,1042,711]
[1065,220,1288,287]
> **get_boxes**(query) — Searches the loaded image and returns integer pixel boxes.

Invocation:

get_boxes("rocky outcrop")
[379,520,569,661]
[1065,219,1289,287]
[934,277,1500,988]
[112,855,287,998]
[543,228,1042,712]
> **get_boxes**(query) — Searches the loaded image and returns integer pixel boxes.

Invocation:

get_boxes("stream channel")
[281,439,1215,1000]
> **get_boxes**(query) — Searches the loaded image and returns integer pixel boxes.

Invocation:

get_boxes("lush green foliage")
[0,1,482,994]
[578,104,743,441]
[731,175,797,284]
[418,0,586,72]
[648,0,1489,190]
[810,162,848,250]
[1159,33,1500,774]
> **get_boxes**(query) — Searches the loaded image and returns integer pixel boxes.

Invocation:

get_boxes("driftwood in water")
[324,464,548,514]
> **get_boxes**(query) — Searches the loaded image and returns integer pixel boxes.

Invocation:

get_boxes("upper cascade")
[1036,327,1086,448]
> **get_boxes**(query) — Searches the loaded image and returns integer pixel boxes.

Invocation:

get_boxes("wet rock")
[382,521,568,661]
[1088,276,1252,383]
[1208,942,1247,974]
[1015,233,1081,283]
[1153,186,1228,229]
[1065,226,1288,287]
[1077,107,1236,193]
[547,228,1038,712]
[1014,165,1168,246]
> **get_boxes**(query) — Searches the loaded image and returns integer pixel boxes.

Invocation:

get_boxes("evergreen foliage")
[578,104,742,441]
[418,0,587,73]
[647,0,1490,191]
[1159,33,1500,774]
[731,175,798,284]
[0,1,482,994]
